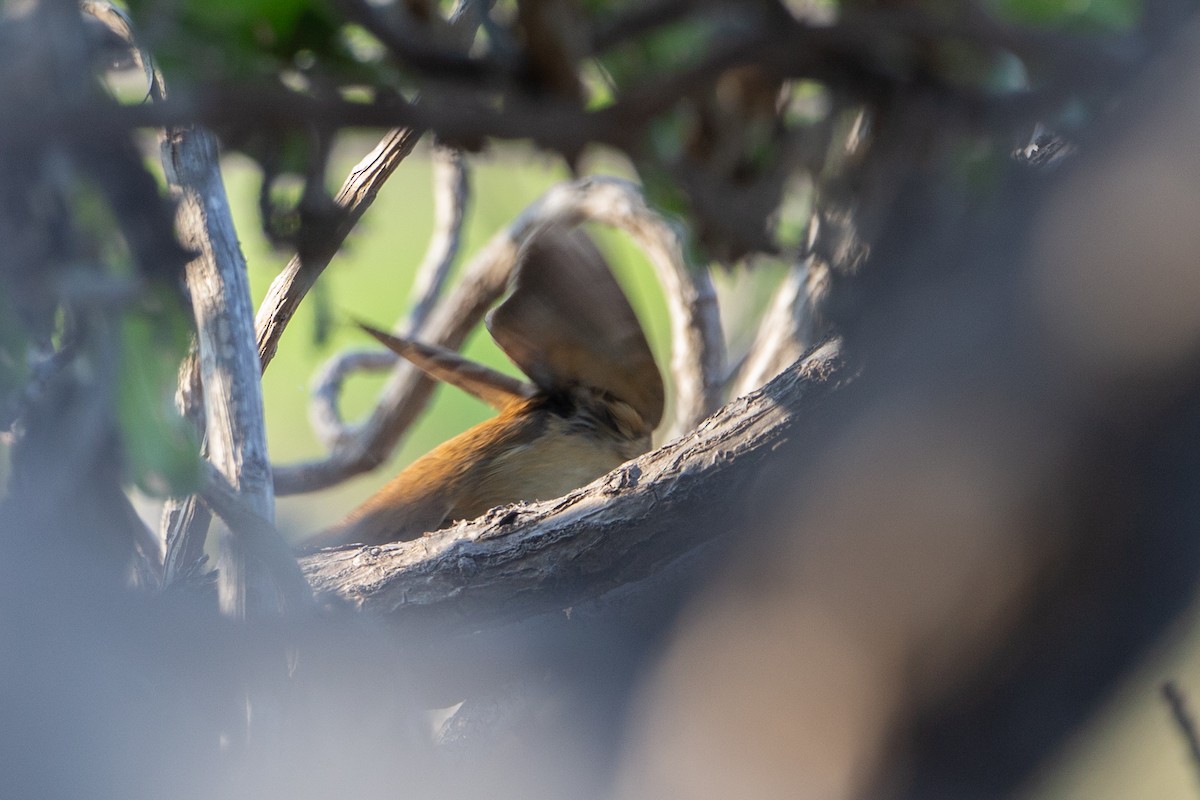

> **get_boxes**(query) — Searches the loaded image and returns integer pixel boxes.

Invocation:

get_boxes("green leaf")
[988,0,1141,32]
[639,164,689,220]
[0,292,29,418]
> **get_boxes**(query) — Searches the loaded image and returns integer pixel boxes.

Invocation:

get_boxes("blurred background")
[4,0,1200,797]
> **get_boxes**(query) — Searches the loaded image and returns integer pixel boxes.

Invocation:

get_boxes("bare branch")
[73,7,1121,172]
[1163,681,1200,789]
[308,144,470,450]
[307,348,396,452]
[252,0,488,381]
[273,176,725,494]
[405,146,472,335]
[298,339,843,626]
[330,0,503,83]
[162,125,277,617]
[732,255,830,396]
[197,463,313,613]
[254,126,424,373]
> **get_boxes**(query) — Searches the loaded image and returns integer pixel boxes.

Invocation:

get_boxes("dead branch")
[298,339,843,628]
[254,126,424,372]
[162,124,277,617]
[308,144,470,451]
[272,176,726,495]
[197,463,313,613]
[254,0,484,374]
[403,146,472,335]
[733,254,831,396]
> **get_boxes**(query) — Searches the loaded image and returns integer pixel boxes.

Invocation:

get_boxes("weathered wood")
[299,339,844,629]
[254,126,424,372]
[308,144,469,451]
[734,255,830,397]
[162,124,277,617]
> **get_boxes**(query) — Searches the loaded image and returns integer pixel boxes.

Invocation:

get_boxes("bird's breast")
[314,394,650,547]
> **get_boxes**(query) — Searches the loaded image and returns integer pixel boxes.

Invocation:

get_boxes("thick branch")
[162,125,276,617]
[298,339,843,629]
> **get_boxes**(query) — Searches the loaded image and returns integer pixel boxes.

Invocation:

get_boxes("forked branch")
[254,126,424,373]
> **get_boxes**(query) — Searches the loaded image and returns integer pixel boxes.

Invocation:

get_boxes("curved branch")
[273,176,726,494]
[404,146,472,335]
[306,348,397,452]
[534,177,727,439]
[298,339,843,628]
[308,145,470,451]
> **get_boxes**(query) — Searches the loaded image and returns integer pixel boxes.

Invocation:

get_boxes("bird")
[307,226,664,548]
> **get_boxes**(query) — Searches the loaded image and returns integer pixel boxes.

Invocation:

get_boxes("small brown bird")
[309,227,664,548]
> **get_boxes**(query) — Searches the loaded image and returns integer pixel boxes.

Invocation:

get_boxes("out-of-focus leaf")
[648,109,689,163]
[932,39,1029,91]
[340,23,386,64]
[0,292,29,426]
[125,0,357,83]
[639,164,689,220]
[988,0,1141,32]
[599,17,715,90]
[116,291,200,496]
[581,61,616,110]
[953,138,1007,196]
[773,173,813,252]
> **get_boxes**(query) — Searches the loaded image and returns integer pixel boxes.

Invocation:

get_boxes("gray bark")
[161,125,277,617]
[299,339,844,630]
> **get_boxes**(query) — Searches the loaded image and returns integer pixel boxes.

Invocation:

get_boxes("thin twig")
[254,126,425,373]
[308,144,470,450]
[308,348,396,451]
[330,0,504,82]
[732,255,830,397]
[405,146,471,335]
[273,176,725,494]
[42,9,1113,168]
[249,0,484,379]
[1163,681,1200,789]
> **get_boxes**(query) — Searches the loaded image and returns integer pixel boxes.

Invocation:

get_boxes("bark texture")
[299,339,845,630]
